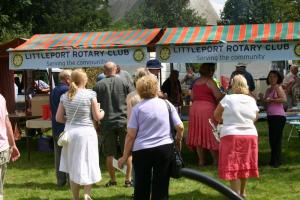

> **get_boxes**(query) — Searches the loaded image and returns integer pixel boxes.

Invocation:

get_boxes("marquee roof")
[156,22,300,45]
[11,28,162,52]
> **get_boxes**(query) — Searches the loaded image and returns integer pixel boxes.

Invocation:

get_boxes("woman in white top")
[56,69,105,200]
[214,74,259,198]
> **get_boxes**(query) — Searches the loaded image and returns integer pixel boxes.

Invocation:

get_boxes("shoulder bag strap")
[68,98,81,126]
[164,100,176,141]
[164,100,183,158]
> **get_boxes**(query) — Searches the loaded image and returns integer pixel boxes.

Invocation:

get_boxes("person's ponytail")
[68,81,77,100]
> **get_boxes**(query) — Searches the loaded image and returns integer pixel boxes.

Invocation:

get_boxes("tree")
[125,0,206,28]
[220,0,251,24]
[220,0,300,25]
[31,0,112,33]
[0,0,112,43]
[0,0,33,42]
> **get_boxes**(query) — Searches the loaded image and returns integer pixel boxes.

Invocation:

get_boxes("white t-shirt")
[0,95,9,152]
[220,94,259,137]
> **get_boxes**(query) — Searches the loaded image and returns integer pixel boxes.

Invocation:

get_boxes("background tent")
[0,38,27,113]
[155,22,300,63]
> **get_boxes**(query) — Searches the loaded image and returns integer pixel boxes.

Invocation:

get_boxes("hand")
[265,97,272,103]
[187,73,193,78]
[118,156,127,169]
[10,146,20,162]
[157,91,165,99]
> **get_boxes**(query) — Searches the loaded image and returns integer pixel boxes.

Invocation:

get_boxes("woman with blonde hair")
[56,69,105,200]
[214,74,259,198]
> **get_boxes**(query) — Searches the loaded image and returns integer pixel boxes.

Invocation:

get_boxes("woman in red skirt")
[187,63,224,166]
[214,74,259,198]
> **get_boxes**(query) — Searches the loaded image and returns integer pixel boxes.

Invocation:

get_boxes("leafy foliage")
[125,0,206,28]
[0,0,112,43]
[31,0,112,33]
[0,0,32,41]
[85,67,103,89]
[220,0,300,24]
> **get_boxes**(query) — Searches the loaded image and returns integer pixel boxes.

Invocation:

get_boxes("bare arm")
[39,88,50,93]
[265,85,287,103]
[91,98,105,121]
[214,103,224,123]
[5,116,20,162]
[254,111,259,122]
[55,102,66,123]
[174,122,184,150]
[207,79,225,102]
[118,128,137,168]
[274,85,287,103]
[126,94,132,121]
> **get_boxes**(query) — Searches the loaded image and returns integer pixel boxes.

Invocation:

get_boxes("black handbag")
[165,100,184,179]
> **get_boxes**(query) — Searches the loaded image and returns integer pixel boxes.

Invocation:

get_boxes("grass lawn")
[4,121,300,200]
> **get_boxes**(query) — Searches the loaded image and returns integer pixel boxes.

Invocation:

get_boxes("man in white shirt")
[282,65,298,108]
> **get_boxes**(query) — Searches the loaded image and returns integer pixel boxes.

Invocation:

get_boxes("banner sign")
[157,42,300,63]
[9,47,148,69]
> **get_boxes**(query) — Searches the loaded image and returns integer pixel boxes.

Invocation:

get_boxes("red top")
[192,83,216,104]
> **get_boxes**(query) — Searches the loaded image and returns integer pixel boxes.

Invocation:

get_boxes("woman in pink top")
[264,70,286,168]
[187,63,224,166]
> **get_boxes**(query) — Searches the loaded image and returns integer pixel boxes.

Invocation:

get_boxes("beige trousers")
[0,148,11,200]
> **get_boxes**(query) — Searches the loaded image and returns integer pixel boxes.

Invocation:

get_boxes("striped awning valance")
[156,22,300,45]
[12,28,161,51]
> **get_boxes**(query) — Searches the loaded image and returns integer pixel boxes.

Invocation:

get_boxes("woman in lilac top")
[118,75,184,200]
[264,70,287,168]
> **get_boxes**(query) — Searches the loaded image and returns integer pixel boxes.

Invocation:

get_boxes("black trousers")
[132,143,173,200]
[267,115,286,166]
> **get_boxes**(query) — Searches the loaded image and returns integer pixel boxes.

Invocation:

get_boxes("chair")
[287,120,300,142]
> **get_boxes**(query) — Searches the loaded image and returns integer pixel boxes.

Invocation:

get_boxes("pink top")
[0,95,9,152]
[192,83,216,104]
[265,88,285,116]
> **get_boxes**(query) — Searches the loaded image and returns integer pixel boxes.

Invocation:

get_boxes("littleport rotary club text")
[23,49,129,67]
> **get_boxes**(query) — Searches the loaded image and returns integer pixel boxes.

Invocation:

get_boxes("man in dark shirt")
[146,59,165,98]
[161,70,183,112]
[94,61,134,187]
[50,70,71,187]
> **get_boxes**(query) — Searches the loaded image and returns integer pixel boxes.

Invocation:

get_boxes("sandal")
[124,180,133,188]
[105,180,117,187]
[84,194,92,200]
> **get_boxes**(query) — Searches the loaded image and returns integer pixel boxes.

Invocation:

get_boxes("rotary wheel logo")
[159,47,171,61]
[295,43,300,57]
[13,54,23,67]
[133,49,145,62]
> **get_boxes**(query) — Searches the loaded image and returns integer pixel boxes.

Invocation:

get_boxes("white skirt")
[59,124,101,185]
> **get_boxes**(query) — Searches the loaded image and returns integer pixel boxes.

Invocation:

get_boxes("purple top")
[265,88,285,116]
[128,97,182,151]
